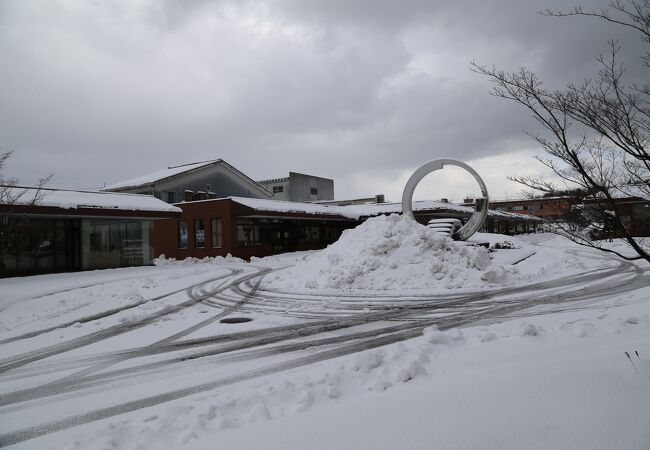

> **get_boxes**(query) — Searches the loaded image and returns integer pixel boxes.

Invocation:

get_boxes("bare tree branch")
[471,1,650,263]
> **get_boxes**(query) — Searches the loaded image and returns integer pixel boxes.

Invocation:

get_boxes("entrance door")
[271,223,290,252]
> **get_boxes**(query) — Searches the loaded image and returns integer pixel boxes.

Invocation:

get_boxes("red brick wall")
[154,199,235,259]
[153,199,358,260]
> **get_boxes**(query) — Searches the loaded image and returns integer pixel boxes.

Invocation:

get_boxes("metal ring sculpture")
[401,158,489,241]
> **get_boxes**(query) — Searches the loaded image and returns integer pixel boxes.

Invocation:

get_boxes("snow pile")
[154,254,246,266]
[263,214,500,291]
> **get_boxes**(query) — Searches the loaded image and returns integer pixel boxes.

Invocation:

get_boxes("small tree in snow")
[473,0,650,263]
[0,151,52,270]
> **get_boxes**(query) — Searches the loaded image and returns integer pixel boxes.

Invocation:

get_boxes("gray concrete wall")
[288,172,334,202]
[259,179,291,201]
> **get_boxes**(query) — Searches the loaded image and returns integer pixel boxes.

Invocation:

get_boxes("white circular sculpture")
[401,158,489,241]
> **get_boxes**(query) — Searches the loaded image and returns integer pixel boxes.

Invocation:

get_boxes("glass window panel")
[122,222,144,266]
[37,230,55,270]
[211,218,222,248]
[55,228,66,269]
[195,219,205,248]
[237,220,254,246]
[17,233,36,270]
[256,223,272,245]
[178,221,188,248]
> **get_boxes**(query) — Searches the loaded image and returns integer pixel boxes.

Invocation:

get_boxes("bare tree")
[472,0,650,262]
[0,151,52,270]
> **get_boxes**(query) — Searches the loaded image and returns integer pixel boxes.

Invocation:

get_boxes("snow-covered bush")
[154,253,245,266]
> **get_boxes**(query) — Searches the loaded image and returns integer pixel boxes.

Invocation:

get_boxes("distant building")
[488,195,650,237]
[488,197,574,220]
[1,186,179,277]
[257,172,334,202]
[104,159,272,203]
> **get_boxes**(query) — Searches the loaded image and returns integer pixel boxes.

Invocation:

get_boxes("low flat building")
[489,194,649,236]
[488,197,574,220]
[154,197,541,260]
[1,186,180,277]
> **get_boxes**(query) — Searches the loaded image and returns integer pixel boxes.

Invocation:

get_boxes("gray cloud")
[0,0,645,201]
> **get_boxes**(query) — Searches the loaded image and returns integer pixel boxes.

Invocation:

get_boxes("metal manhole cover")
[220,317,253,324]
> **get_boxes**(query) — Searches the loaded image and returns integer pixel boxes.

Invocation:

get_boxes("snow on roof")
[339,200,538,220]
[229,197,540,221]
[3,186,181,213]
[103,160,219,191]
[230,196,344,217]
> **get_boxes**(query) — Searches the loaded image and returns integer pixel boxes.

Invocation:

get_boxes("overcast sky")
[0,0,645,202]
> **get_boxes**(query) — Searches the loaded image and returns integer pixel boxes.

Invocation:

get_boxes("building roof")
[230,196,344,217]
[1,186,181,215]
[104,159,272,197]
[227,197,541,222]
[489,196,572,204]
[257,176,290,184]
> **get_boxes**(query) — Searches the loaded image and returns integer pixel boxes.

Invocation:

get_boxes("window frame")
[194,219,205,248]
[178,220,189,249]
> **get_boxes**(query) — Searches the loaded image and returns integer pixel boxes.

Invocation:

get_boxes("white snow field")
[0,224,649,450]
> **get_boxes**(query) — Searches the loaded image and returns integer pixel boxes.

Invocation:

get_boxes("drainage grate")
[220,317,253,324]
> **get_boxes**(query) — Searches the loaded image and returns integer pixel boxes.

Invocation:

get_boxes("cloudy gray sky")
[0,0,645,202]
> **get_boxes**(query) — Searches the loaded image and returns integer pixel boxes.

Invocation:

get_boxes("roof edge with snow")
[103,160,273,198]
[223,197,544,222]
[1,185,181,217]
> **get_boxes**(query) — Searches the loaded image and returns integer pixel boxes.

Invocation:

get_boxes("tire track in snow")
[0,268,251,374]
[0,248,643,447]
[1,265,637,449]
[0,259,639,414]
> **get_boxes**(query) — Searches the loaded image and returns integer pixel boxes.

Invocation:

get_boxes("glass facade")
[236,219,273,246]
[234,218,345,249]
[1,219,78,276]
[81,219,153,270]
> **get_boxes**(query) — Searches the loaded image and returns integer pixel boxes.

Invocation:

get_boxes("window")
[237,219,255,246]
[512,205,525,211]
[310,187,318,195]
[164,191,176,203]
[273,186,284,193]
[178,221,189,248]
[299,224,322,244]
[211,218,222,248]
[236,219,272,246]
[194,219,205,248]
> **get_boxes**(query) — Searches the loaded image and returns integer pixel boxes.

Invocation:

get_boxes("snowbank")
[153,254,246,266]
[263,214,503,291]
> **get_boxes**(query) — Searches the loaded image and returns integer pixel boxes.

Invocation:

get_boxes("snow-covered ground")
[0,227,649,450]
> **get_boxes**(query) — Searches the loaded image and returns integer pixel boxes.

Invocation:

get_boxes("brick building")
[154,197,542,260]
[1,187,179,277]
